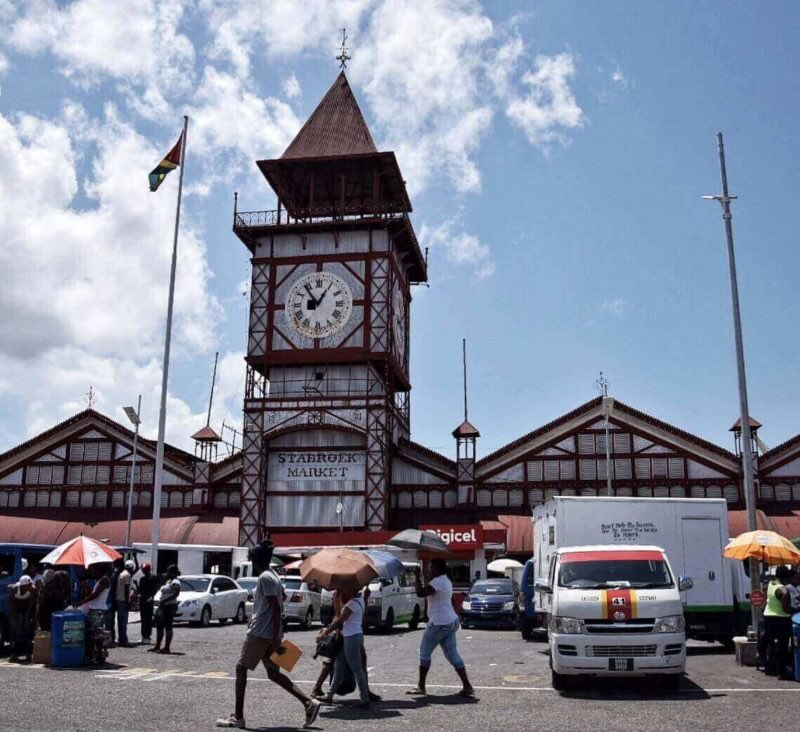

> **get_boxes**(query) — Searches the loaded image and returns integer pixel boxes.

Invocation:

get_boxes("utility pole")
[703,132,759,633]
[595,372,614,496]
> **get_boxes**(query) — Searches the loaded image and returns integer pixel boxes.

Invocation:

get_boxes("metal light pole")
[123,396,142,549]
[703,132,760,633]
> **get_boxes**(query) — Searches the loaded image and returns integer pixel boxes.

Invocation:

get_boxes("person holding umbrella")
[407,558,474,698]
[317,587,372,708]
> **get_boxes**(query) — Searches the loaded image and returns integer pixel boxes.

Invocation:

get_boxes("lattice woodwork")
[239,407,265,546]
[248,263,270,357]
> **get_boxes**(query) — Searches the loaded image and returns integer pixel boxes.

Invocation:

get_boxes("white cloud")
[420,217,494,279]
[601,298,629,316]
[352,0,494,195]
[505,52,584,150]
[0,51,8,76]
[283,73,302,99]
[611,65,628,88]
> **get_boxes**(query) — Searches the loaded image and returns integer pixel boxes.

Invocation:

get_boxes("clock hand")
[304,283,321,307]
[317,282,334,304]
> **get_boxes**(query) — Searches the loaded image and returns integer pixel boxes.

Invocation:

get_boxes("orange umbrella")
[300,548,378,593]
[723,530,800,565]
[40,536,122,567]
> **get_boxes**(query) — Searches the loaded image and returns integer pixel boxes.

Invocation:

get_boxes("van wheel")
[200,605,212,627]
[382,608,394,633]
[301,607,313,630]
[409,605,421,630]
[551,669,569,691]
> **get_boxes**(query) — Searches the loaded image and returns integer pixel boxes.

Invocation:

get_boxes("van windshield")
[558,556,673,590]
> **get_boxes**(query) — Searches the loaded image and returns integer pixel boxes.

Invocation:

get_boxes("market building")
[1,72,799,557]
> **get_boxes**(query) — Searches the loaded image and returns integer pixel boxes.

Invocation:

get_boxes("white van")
[364,563,423,631]
[537,544,692,690]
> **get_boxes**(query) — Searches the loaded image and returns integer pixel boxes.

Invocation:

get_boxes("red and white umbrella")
[40,536,122,567]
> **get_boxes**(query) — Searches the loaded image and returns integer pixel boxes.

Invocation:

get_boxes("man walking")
[113,560,133,646]
[135,562,158,644]
[216,540,320,729]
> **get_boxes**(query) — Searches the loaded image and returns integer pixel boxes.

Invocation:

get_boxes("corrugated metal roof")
[727,509,774,538]
[282,72,376,159]
[497,514,533,555]
[186,514,239,546]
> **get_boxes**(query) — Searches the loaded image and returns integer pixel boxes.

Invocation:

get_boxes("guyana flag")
[149,132,184,192]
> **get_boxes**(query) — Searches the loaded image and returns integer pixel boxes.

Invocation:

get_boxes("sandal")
[405,687,426,695]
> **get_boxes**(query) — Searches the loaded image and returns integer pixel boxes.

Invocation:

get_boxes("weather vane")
[594,371,609,397]
[336,28,351,69]
[84,386,97,409]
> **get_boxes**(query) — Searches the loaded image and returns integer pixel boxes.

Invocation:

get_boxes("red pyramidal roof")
[453,420,481,438]
[282,72,377,159]
[191,425,221,442]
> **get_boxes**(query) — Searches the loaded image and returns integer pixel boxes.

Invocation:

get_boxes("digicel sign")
[420,525,484,550]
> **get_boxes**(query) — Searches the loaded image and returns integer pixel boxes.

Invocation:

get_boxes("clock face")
[285,271,353,339]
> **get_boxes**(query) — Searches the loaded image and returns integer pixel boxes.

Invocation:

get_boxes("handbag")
[313,632,342,660]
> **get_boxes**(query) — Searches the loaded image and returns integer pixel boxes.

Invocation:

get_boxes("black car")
[460,578,519,629]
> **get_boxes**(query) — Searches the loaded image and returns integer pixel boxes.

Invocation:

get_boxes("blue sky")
[0,1,798,459]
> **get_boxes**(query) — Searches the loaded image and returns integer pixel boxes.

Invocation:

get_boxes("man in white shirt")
[216,540,320,730]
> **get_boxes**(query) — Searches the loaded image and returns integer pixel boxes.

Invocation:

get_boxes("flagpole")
[151,114,188,575]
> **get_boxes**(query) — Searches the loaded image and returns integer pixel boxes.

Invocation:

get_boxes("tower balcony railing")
[233,203,410,232]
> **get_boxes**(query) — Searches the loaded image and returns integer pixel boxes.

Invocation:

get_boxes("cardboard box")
[33,631,51,665]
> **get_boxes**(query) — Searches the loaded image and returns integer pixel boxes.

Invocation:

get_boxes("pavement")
[2,620,799,731]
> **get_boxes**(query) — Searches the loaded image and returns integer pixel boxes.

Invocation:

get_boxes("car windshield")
[282,579,302,590]
[558,557,673,589]
[471,581,513,595]
[180,577,210,592]
[237,579,257,590]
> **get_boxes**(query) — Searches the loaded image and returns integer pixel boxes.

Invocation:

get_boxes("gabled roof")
[282,72,377,159]
[759,432,800,465]
[397,438,456,469]
[477,397,738,472]
[0,408,196,475]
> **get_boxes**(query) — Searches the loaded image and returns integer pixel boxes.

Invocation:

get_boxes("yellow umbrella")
[723,530,800,565]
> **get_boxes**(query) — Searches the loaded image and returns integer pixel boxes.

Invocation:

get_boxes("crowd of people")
[7,556,186,664]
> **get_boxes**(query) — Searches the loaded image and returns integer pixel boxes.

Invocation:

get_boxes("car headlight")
[549,616,586,634]
[181,599,199,608]
[653,615,685,633]
[368,597,381,606]
[462,599,472,610]
[503,601,516,611]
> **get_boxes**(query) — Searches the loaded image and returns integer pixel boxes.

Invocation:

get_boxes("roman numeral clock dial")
[286,271,353,339]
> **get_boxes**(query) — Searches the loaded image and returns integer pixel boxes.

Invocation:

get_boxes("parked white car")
[236,576,258,618]
[281,576,321,628]
[164,574,248,627]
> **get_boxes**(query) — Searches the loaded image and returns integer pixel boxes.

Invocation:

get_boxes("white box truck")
[532,497,749,645]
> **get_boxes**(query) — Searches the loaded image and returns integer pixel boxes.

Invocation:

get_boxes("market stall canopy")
[299,548,378,594]
[723,530,800,565]
[40,536,122,567]
[387,529,448,553]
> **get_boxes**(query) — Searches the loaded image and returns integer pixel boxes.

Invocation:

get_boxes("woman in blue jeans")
[318,588,372,708]
[407,559,474,697]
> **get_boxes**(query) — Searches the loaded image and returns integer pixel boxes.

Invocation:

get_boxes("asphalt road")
[2,618,799,731]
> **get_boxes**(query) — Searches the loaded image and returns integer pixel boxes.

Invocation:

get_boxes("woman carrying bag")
[317,588,372,708]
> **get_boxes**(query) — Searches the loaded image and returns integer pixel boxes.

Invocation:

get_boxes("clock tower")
[234,72,427,545]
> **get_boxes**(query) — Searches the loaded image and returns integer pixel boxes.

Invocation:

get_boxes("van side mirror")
[679,576,693,592]
[534,579,552,594]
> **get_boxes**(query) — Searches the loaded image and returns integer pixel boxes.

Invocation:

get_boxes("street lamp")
[123,396,142,549]
[703,132,759,634]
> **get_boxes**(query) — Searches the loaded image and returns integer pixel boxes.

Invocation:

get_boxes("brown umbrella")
[299,548,378,593]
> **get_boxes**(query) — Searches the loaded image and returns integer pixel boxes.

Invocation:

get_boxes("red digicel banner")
[420,525,484,550]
